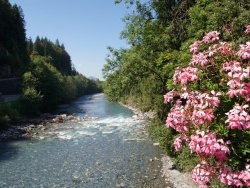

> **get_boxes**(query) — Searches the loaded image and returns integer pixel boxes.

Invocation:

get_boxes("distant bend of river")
[0,93,171,188]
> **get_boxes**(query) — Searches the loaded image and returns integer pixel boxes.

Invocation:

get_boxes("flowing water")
[0,93,170,188]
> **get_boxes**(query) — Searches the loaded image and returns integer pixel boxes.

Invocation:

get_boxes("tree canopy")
[0,0,28,77]
[30,37,74,75]
[103,0,250,117]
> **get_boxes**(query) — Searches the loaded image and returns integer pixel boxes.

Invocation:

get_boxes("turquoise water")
[0,94,168,188]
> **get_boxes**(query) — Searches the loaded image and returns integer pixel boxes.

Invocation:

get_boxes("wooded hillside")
[0,0,102,122]
[0,0,28,78]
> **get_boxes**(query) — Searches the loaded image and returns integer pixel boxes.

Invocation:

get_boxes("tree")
[0,0,28,77]
[31,37,73,75]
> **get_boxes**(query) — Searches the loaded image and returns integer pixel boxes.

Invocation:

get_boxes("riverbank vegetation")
[103,0,250,187]
[0,0,102,127]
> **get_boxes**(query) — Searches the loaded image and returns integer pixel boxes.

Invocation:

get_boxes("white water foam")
[96,116,140,124]
[77,131,96,136]
[58,135,73,140]
[35,115,148,142]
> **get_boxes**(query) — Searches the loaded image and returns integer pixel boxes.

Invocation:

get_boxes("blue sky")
[9,0,132,80]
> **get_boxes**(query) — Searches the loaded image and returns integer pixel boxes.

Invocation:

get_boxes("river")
[0,93,171,188]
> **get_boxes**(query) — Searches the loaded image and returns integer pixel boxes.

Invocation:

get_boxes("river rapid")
[0,93,171,188]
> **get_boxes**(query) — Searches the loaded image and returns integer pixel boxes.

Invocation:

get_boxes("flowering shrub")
[164,26,250,187]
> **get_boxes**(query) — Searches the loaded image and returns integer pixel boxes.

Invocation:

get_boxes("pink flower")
[226,88,245,98]
[173,66,198,85]
[192,108,215,125]
[191,52,208,67]
[218,42,232,54]
[165,101,189,133]
[164,27,250,187]
[221,60,250,98]
[220,166,243,187]
[239,164,250,186]
[164,89,177,103]
[243,82,250,101]
[209,90,221,107]
[225,104,250,130]
[190,41,201,54]
[245,25,250,34]
[202,31,220,43]
[198,91,220,108]
[206,43,219,57]
[222,60,249,81]
[237,42,250,59]
[227,79,243,89]
[192,163,215,188]
[222,61,232,72]
[173,136,183,151]
[189,131,230,162]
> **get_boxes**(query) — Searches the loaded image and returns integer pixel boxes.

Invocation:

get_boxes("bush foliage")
[103,0,250,187]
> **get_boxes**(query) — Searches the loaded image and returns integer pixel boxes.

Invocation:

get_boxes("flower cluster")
[173,136,183,151]
[166,101,189,133]
[190,41,201,54]
[225,104,250,130]
[246,25,250,34]
[239,164,250,186]
[189,131,230,162]
[219,165,250,187]
[221,60,250,100]
[238,42,250,59]
[218,42,232,54]
[164,25,250,187]
[219,166,243,187]
[189,91,220,126]
[163,89,177,103]
[192,162,215,188]
[202,31,220,44]
[165,90,220,134]
[173,66,198,85]
[191,52,208,67]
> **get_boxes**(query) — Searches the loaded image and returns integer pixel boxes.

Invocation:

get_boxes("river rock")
[29,124,35,128]
[119,102,155,120]
[37,124,44,129]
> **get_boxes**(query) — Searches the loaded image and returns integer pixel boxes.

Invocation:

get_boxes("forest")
[103,0,250,187]
[0,0,102,125]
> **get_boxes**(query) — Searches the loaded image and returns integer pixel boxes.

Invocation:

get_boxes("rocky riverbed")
[119,103,155,120]
[0,104,197,188]
[119,102,197,188]
[0,114,87,141]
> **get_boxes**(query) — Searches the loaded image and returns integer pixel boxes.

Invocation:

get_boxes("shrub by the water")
[0,102,21,128]
[20,87,42,116]
[164,26,250,187]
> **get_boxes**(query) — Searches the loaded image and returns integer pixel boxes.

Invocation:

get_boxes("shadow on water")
[0,139,26,161]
